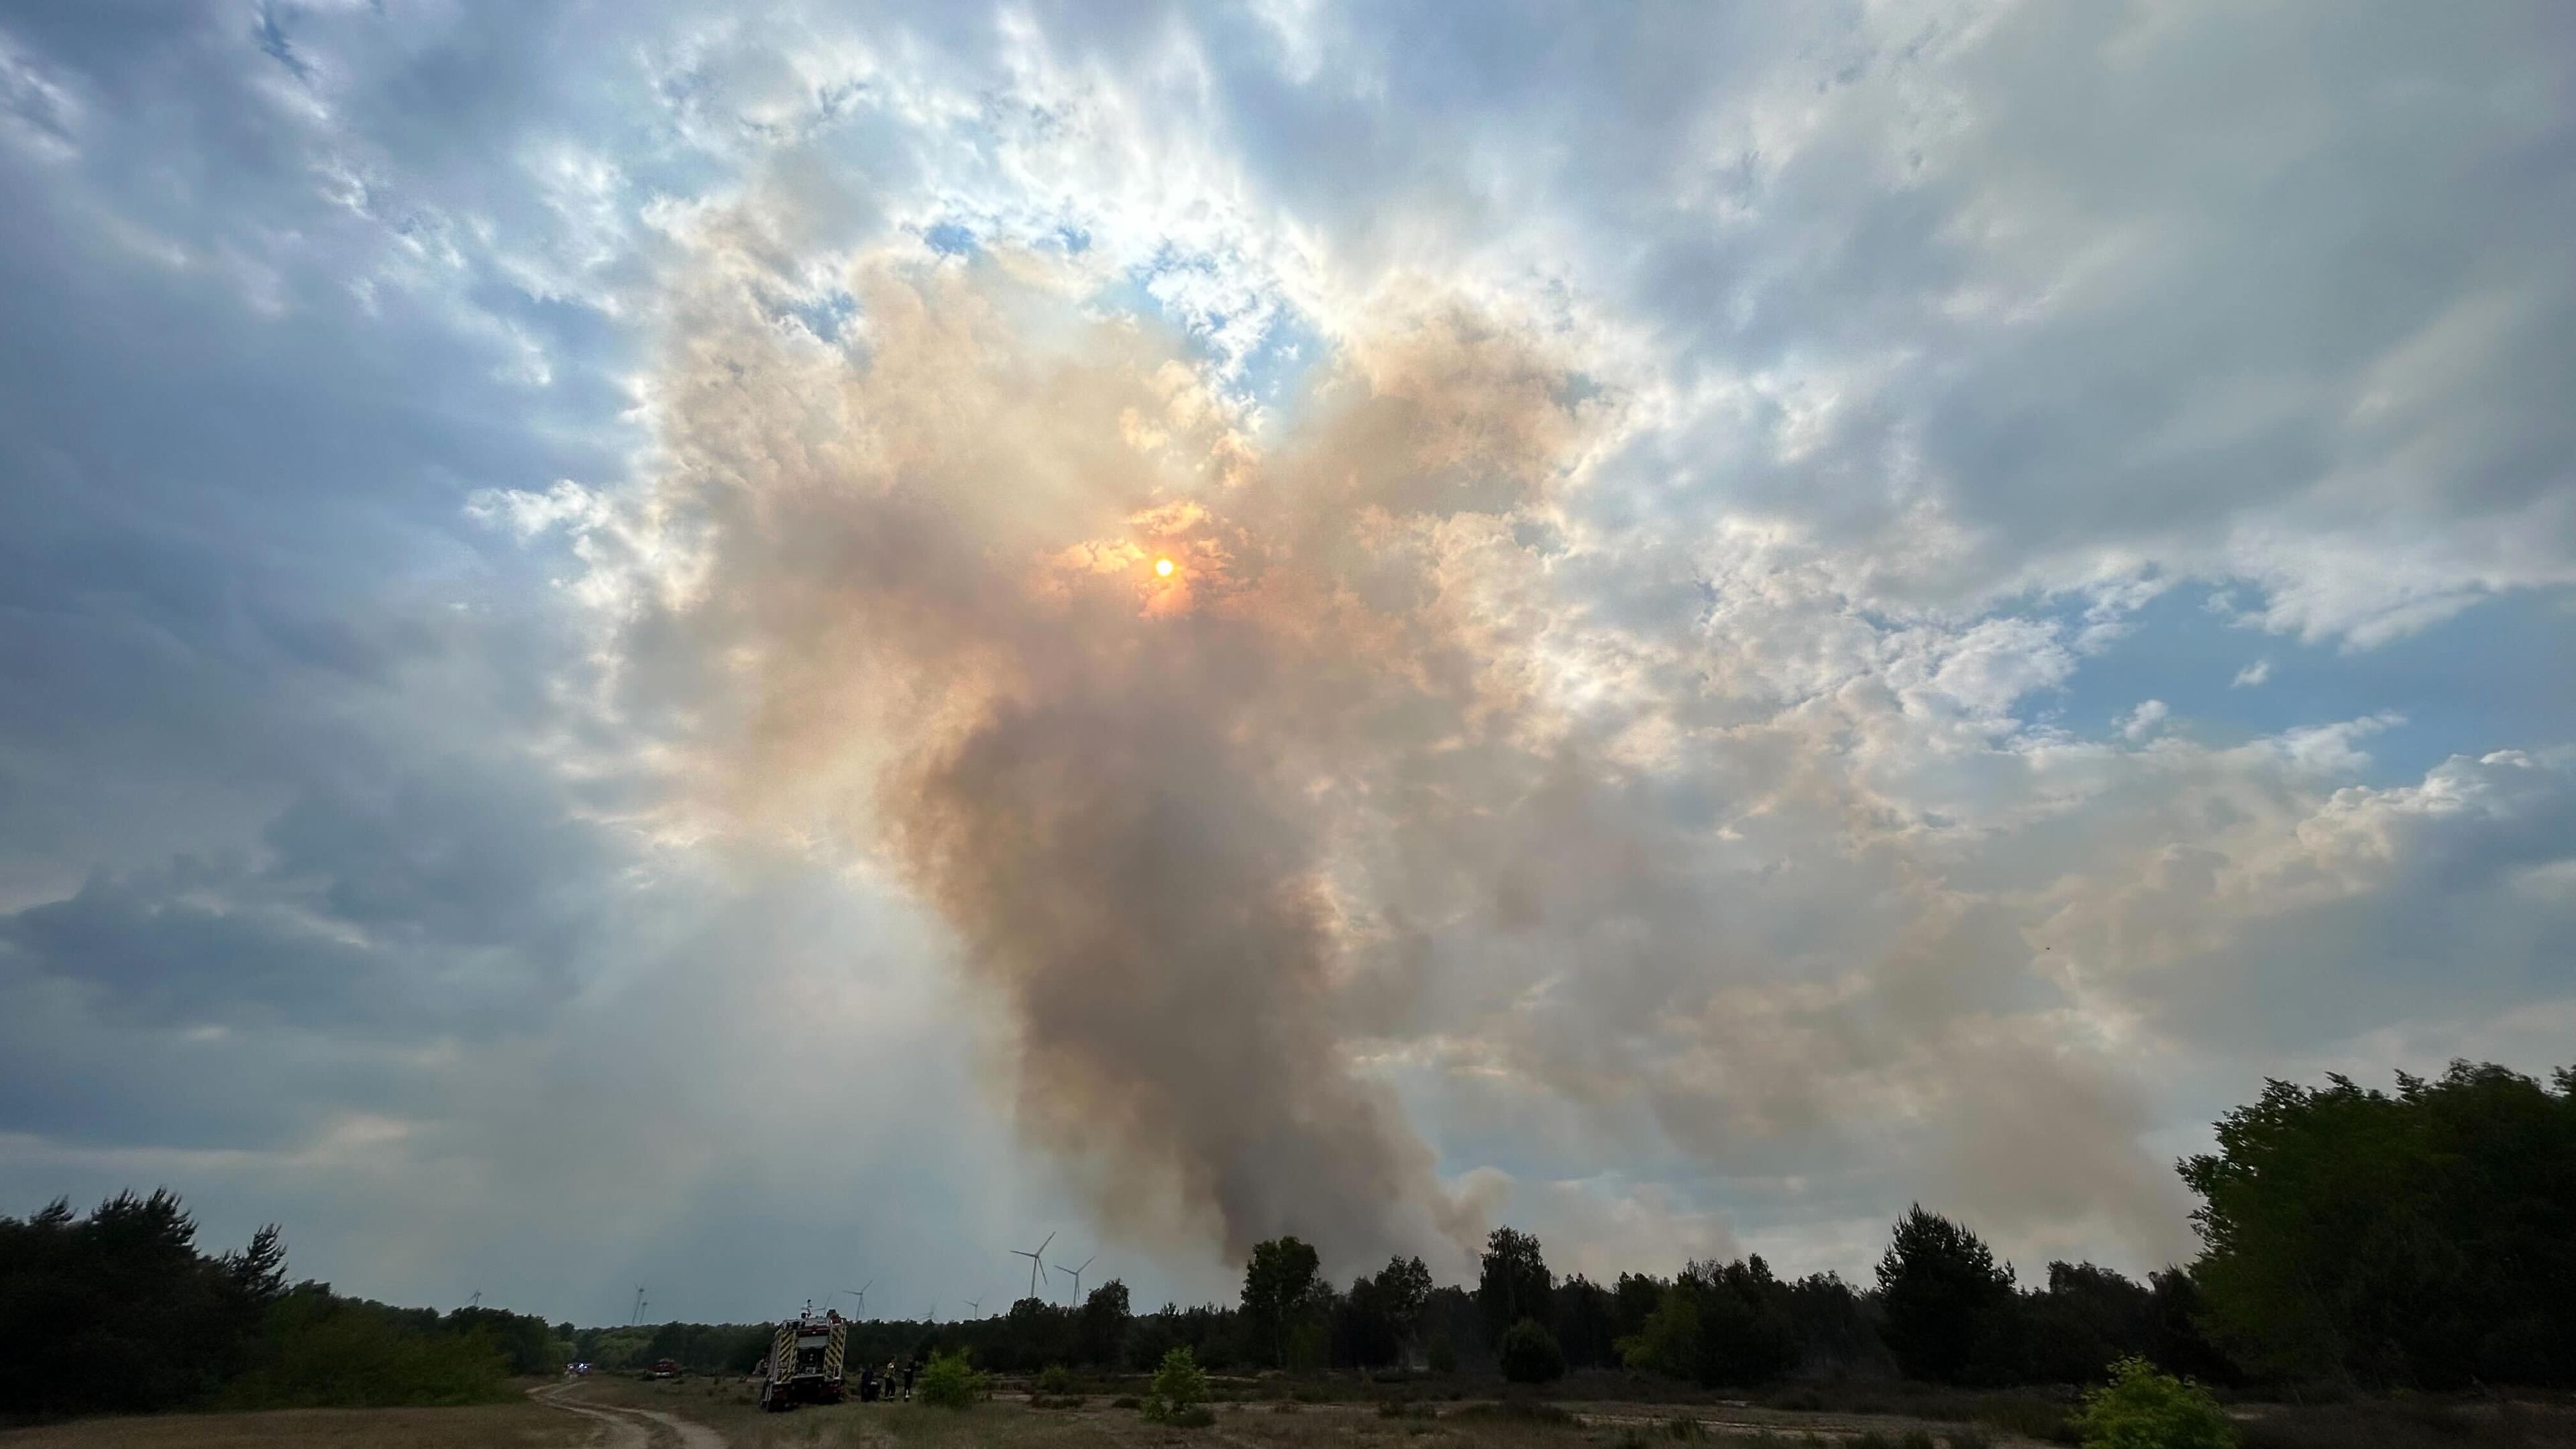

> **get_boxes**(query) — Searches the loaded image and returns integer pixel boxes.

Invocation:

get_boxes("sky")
[1,0,2571,1328]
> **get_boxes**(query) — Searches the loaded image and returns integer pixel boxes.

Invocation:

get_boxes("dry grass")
[21,1373,2564,1449]
[579,1377,2049,1449]
[0,1399,586,1449]
[2235,1396,2576,1449]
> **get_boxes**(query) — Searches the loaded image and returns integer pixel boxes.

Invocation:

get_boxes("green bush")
[1036,1363,1072,1394]
[1498,1317,1566,1384]
[914,1348,987,1409]
[1426,1333,1458,1374]
[1140,1345,1210,1424]
[223,1288,513,1409]
[1665,1411,1709,1441]
[2070,1358,2237,1449]
[1619,1288,1703,1379]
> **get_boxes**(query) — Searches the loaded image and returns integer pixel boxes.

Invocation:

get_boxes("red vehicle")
[649,1358,684,1380]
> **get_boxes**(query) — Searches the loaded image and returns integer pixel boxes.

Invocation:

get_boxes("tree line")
[0,1189,563,1422]
[5,1059,2567,1422]
[912,1060,2574,1393]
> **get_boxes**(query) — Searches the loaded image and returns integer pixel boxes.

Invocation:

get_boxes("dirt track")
[532,1381,728,1449]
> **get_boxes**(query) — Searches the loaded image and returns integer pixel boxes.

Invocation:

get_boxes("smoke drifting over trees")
[574,200,2565,1293]
[611,248,1589,1266]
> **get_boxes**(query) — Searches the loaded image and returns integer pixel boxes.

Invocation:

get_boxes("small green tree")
[1140,1345,1212,1426]
[2070,1358,2236,1449]
[1617,1287,1701,1380]
[1036,1363,1073,1394]
[1499,1317,1566,1384]
[914,1348,987,1409]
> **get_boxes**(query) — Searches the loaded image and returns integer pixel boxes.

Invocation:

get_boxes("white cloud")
[0,0,2569,1313]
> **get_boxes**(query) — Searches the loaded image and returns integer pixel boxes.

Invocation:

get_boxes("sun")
[1154,557,1176,578]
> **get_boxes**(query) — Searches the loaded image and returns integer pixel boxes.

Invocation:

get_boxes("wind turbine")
[1011,1231,1055,1301]
[467,1290,482,1309]
[836,1279,872,1317]
[629,1285,648,1326]
[962,1285,985,1317]
[1053,1254,1095,1307]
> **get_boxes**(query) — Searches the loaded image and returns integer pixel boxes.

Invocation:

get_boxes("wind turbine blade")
[1036,1231,1054,1257]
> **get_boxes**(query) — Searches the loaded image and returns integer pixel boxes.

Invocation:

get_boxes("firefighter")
[902,1356,918,1399]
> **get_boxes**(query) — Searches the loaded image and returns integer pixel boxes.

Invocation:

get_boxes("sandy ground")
[533,1379,729,1449]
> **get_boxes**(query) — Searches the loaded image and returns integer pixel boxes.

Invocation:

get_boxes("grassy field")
[573,1373,2042,1448]
[0,1398,588,1449]
[576,1371,2576,1449]
[8,1373,2567,1448]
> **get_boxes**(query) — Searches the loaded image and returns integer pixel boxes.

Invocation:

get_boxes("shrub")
[2070,1358,2236,1449]
[1426,1333,1458,1375]
[1499,1318,1566,1384]
[1620,1287,1703,1380]
[1140,1346,1210,1424]
[223,1289,513,1409]
[1037,1364,1072,1394]
[914,1348,987,1409]
[1665,1411,1709,1440]
[1111,1393,1142,1409]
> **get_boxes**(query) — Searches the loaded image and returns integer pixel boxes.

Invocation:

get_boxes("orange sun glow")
[1155,557,1176,577]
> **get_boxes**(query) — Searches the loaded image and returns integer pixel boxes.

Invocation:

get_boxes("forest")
[0,1189,563,1421]
[4,1059,2568,1424]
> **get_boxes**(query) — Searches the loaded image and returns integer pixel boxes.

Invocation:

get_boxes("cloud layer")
[1,0,2570,1316]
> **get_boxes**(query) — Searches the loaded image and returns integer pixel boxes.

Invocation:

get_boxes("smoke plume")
[620,250,1587,1263]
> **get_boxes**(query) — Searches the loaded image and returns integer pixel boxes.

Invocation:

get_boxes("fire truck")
[757,1305,849,1411]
